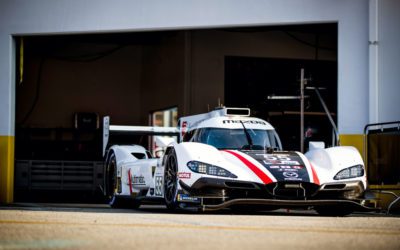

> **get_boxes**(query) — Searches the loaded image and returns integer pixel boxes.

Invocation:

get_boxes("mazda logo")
[283,172,299,178]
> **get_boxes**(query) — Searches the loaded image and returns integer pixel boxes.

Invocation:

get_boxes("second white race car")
[103,107,373,215]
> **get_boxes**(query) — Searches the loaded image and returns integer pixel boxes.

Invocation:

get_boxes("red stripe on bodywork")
[128,169,133,194]
[224,150,273,184]
[310,163,320,185]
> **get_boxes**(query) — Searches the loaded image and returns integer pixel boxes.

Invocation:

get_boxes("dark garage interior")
[225,56,337,150]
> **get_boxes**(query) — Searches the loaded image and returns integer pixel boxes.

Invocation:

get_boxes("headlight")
[187,161,237,178]
[334,165,364,180]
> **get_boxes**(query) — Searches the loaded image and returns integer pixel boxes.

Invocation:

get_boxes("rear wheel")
[315,206,353,216]
[164,149,179,210]
[106,151,140,209]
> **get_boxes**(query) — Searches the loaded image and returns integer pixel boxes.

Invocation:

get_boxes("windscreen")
[196,128,278,150]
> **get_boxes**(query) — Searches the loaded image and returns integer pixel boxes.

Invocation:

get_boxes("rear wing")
[102,116,179,157]
[178,107,250,142]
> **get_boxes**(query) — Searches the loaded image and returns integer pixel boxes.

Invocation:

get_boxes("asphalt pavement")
[0,203,399,250]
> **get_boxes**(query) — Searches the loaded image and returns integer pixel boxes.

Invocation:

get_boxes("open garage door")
[14,32,186,202]
[14,23,337,202]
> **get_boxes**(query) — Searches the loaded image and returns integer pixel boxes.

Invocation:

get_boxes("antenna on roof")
[218,98,223,108]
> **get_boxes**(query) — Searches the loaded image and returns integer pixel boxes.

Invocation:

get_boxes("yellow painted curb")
[0,136,14,203]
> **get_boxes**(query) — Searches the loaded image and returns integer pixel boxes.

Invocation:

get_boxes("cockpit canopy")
[183,127,282,150]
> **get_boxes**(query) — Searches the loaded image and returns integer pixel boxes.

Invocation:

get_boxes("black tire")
[315,206,353,217]
[164,149,179,210]
[106,151,140,209]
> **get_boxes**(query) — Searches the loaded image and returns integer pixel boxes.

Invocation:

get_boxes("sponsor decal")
[283,172,299,178]
[223,120,267,125]
[280,160,301,165]
[282,171,302,181]
[132,175,145,185]
[263,160,300,165]
[279,169,298,172]
[177,194,200,202]
[269,165,304,171]
[178,172,191,179]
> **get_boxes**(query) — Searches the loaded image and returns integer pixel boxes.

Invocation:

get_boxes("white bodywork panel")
[108,145,160,197]
[305,146,366,188]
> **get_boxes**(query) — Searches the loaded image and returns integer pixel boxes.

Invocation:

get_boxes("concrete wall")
[369,0,400,124]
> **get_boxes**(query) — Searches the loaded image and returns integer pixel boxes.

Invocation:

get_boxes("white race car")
[103,108,372,215]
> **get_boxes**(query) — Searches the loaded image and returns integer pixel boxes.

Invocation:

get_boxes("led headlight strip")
[333,164,364,180]
[187,161,237,178]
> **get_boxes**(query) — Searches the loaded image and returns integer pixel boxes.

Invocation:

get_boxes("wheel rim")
[165,153,177,203]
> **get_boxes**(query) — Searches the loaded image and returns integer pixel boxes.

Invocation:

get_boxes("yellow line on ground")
[0,220,399,236]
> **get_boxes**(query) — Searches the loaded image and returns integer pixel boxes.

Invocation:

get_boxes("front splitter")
[198,198,378,212]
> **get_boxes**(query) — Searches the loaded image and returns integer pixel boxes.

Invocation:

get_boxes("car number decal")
[244,152,310,182]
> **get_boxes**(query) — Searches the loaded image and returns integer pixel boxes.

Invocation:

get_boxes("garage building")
[0,0,399,204]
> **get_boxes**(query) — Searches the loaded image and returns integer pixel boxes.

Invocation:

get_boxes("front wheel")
[164,149,179,210]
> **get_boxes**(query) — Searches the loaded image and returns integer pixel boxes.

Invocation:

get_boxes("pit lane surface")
[0,204,399,250]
